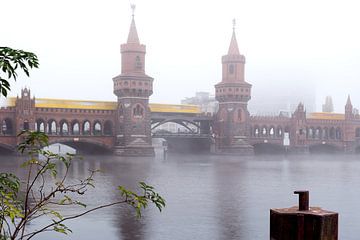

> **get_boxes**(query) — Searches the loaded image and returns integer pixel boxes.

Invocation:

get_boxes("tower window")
[229,64,235,74]
[135,56,142,70]
[133,104,144,118]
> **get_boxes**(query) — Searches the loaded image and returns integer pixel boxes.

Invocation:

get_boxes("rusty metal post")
[294,190,309,211]
[270,190,338,240]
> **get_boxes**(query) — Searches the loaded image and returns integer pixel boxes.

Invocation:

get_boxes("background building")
[181,92,218,115]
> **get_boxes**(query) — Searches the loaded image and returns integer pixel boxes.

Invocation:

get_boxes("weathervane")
[232,18,236,31]
[131,4,136,18]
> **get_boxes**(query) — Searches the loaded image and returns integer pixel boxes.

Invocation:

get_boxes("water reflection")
[1,153,360,239]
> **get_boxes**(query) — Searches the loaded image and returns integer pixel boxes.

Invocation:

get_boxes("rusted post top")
[294,190,309,211]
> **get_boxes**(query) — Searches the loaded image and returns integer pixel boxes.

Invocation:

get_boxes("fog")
[2,0,360,113]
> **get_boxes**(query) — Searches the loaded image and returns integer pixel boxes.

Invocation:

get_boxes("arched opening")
[71,121,80,135]
[35,119,45,132]
[254,125,260,137]
[329,127,335,140]
[261,126,268,137]
[2,118,14,135]
[83,121,91,135]
[269,126,275,138]
[308,127,315,139]
[23,120,30,131]
[315,127,321,140]
[47,120,57,135]
[276,126,283,138]
[93,121,102,135]
[335,127,341,140]
[253,143,285,155]
[60,120,69,135]
[323,127,329,140]
[104,120,113,135]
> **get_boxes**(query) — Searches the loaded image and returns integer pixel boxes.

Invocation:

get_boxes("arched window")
[23,120,29,131]
[118,104,124,117]
[133,104,144,117]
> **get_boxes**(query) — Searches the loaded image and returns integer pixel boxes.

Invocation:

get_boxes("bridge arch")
[0,143,15,154]
[253,143,285,154]
[152,119,200,133]
[48,139,112,154]
[1,118,14,135]
[309,143,342,154]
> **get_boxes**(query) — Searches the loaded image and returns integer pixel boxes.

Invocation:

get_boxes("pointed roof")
[127,15,140,44]
[346,95,352,106]
[228,30,240,55]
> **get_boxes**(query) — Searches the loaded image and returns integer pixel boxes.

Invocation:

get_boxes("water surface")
[1,151,359,239]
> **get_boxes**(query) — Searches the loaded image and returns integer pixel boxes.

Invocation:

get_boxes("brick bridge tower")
[15,88,35,144]
[214,20,253,154]
[113,5,154,156]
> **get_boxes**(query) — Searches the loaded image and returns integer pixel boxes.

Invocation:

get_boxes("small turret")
[345,95,353,120]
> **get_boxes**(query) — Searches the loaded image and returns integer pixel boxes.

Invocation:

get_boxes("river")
[1,149,359,239]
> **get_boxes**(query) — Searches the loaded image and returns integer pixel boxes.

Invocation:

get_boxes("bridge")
[0,93,212,154]
[2,11,360,156]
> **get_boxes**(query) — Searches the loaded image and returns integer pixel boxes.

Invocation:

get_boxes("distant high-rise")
[322,96,334,113]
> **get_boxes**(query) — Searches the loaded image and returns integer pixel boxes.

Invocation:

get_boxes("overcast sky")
[2,0,360,112]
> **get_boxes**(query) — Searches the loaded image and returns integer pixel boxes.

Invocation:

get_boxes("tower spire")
[346,95,352,107]
[127,4,140,44]
[228,18,240,55]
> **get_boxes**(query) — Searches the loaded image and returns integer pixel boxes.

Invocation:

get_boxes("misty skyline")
[2,0,360,113]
